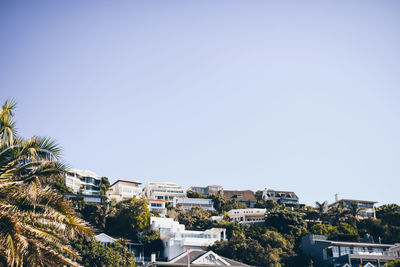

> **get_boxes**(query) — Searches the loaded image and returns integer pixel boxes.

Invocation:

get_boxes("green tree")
[265,210,307,236]
[0,99,91,266]
[75,239,135,267]
[100,176,111,196]
[388,259,400,267]
[176,207,212,230]
[106,197,150,240]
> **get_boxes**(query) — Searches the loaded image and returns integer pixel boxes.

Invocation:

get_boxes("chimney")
[335,193,340,202]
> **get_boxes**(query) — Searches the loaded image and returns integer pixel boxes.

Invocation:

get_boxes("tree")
[100,176,111,196]
[265,210,307,237]
[176,207,212,230]
[0,99,91,266]
[388,259,400,267]
[75,239,135,267]
[106,197,150,240]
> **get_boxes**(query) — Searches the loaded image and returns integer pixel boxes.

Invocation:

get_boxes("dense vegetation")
[1,99,399,266]
[0,100,91,266]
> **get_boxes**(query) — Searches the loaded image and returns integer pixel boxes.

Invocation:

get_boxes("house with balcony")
[302,234,397,267]
[227,208,267,224]
[107,180,142,202]
[143,182,186,207]
[64,169,102,195]
[150,217,226,260]
[175,197,215,211]
[329,194,377,219]
[146,199,167,217]
[262,189,299,205]
[223,190,256,208]
[187,185,223,195]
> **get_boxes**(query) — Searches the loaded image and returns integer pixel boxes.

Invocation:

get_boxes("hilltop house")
[107,180,142,202]
[175,197,215,211]
[329,194,377,219]
[223,190,256,208]
[143,182,186,207]
[64,169,102,195]
[227,208,266,224]
[187,185,223,195]
[262,189,299,205]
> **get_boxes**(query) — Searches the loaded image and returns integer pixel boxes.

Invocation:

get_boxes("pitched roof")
[223,190,256,202]
[110,179,142,187]
[169,249,252,266]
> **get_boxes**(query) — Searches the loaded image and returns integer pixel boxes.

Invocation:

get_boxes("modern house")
[329,194,377,219]
[64,193,104,204]
[146,199,167,217]
[150,217,226,260]
[302,234,397,267]
[262,189,299,205]
[107,180,142,202]
[64,169,102,195]
[175,197,215,211]
[143,182,186,207]
[227,208,266,224]
[223,190,256,208]
[187,185,223,195]
[146,249,252,267]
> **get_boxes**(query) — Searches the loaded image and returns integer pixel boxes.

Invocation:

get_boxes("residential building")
[64,193,104,204]
[329,194,377,219]
[146,249,252,267]
[302,234,397,267]
[150,217,226,260]
[147,199,167,217]
[143,182,185,207]
[175,197,215,211]
[223,190,256,208]
[262,189,299,205]
[64,169,101,195]
[187,185,223,195]
[107,180,142,202]
[227,208,266,224]
[95,233,144,261]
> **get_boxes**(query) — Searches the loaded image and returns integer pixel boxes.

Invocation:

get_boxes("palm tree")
[348,201,362,220]
[315,201,327,221]
[0,99,91,266]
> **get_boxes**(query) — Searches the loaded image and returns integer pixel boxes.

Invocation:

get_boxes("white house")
[146,199,167,217]
[175,198,215,211]
[150,217,226,260]
[107,180,142,202]
[64,169,102,195]
[227,208,266,224]
[143,182,185,207]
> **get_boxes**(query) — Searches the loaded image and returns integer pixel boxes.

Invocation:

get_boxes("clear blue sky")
[1,1,399,206]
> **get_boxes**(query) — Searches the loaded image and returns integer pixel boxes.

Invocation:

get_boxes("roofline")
[315,239,394,247]
[329,199,378,206]
[110,180,142,187]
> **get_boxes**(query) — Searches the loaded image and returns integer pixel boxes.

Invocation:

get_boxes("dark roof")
[110,179,142,187]
[266,189,296,194]
[223,190,256,202]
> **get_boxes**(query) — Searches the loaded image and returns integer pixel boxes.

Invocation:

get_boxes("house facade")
[64,169,102,195]
[143,182,186,207]
[146,199,167,217]
[262,189,299,205]
[188,185,223,195]
[302,234,397,267]
[175,197,215,211]
[227,208,266,224]
[107,180,142,202]
[150,217,226,260]
[223,190,256,208]
[329,195,377,219]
